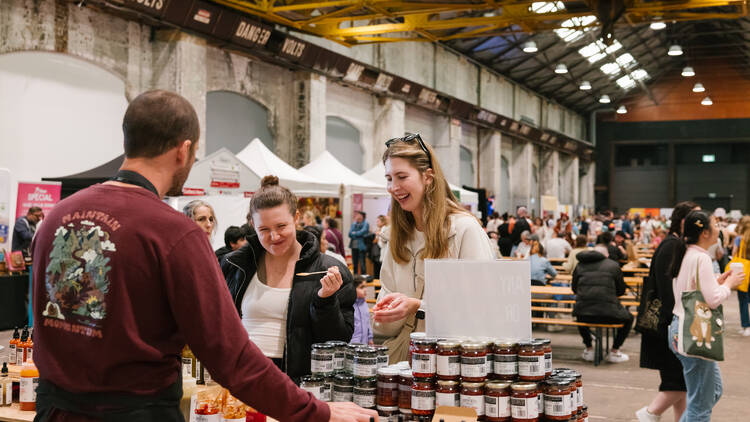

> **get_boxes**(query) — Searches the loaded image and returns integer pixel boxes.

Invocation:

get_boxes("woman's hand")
[719,269,744,290]
[318,266,343,298]
[372,293,421,323]
[327,402,378,422]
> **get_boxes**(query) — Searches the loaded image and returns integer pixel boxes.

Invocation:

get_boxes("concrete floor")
[2,295,748,421]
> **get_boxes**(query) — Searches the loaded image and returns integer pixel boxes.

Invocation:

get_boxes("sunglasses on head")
[385,133,433,168]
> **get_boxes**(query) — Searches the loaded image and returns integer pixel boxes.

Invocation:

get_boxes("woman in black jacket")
[222,176,355,383]
[635,201,698,422]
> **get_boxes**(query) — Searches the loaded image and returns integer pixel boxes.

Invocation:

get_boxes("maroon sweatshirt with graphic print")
[32,184,328,421]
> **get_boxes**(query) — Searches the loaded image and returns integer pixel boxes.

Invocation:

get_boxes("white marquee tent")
[182,147,260,196]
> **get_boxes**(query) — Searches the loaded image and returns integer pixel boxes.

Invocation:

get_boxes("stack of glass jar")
[380,333,589,422]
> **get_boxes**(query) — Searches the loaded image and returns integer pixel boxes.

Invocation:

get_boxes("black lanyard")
[110,170,159,197]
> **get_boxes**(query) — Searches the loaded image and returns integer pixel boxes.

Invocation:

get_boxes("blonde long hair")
[383,136,469,264]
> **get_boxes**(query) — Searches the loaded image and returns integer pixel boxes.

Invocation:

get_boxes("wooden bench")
[531,317,624,366]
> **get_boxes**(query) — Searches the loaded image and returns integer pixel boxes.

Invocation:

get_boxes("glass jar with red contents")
[492,340,518,381]
[408,332,426,365]
[411,338,437,378]
[556,376,577,419]
[543,379,571,421]
[411,378,436,417]
[517,341,545,382]
[377,367,400,407]
[567,371,583,413]
[460,382,486,421]
[436,340,461,381]
[532,338,552,377]
[461,342,488,382]
[510,382,538,422]
[398,369,413,417]
[582,405,588,422]
[436,380,460,408]
[485,381,511,422]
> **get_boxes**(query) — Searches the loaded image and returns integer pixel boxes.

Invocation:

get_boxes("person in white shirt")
[545,230,573,259]
[514,231,532,259]
[485,212,503,234]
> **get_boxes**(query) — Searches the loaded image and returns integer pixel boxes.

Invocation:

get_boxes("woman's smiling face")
[384,157,430,213]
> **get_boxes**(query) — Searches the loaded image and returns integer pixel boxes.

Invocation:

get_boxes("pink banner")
[15,182,62,219]
[352,193,363,212]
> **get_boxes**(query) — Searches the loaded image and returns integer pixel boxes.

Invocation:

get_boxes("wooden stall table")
[0,404,35,422]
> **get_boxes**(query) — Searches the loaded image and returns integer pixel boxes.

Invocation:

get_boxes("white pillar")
[433,117,461,185]
[511,140,533,213]
[479,129,502,197]
[372,97,405,169]
[308,74,327,161]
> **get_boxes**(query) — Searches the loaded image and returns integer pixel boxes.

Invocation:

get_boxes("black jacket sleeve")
[309,256,356,343]
[571,266,580,294]
[614,266,628,297]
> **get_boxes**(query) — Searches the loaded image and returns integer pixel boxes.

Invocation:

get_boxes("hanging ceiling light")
[579,81,592,90]
[650,21,666,30]
[692,82,705,93]
[554,64,568,74]
[668,45,683,56]
[599,95,611,104]
[523,41,538,53]
[616,105,627,114]
[701,96,713,106]
[681,66,695,77]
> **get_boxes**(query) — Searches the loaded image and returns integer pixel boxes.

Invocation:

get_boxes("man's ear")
[176,140,193,165]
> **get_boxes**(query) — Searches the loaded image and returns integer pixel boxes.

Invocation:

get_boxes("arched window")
[326,116,363,173]
[460,146,475,187]
[206,91,273,154]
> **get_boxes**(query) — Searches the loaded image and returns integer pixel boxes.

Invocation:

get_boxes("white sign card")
[424,259,531,340]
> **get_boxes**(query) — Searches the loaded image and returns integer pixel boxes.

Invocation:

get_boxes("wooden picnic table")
[548,258,567,264]
[531,285,638,302]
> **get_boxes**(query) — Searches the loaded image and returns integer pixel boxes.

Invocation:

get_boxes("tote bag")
[677,260,724,361]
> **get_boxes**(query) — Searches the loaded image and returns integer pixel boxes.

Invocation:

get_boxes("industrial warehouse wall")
[0,0,594,217]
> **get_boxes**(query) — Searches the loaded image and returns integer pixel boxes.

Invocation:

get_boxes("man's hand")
[327,402,379,421]
[318,266,344,298]
[372,293,420,323]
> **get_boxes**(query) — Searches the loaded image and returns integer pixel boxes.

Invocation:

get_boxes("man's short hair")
[240,223,255,241]
[123,90,200,158]
[28,207,42,214]
[355,211,366,219]
[223,226,244,248]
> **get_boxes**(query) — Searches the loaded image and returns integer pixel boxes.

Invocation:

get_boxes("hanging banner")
[0,168,10,254]
[15,181,62,220]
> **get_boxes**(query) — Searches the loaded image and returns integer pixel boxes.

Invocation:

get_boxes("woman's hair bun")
[260,175,280,188]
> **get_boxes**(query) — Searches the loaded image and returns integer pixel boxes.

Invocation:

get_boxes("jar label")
[436,391,459,407]
[411,389,436,411]
[377,356,389,368]
[182,358,193,378]
[485,395,511,418]
[544,352,552,372]
[518,355,545,377]
[494,354,518,375]
[345,356,354,371]
[485,354,493,376]
[353,358,378,377]
[321,384,332,402]
[333,386,353,402]
[461,357,487,378]
[20,376,38,404]
[544,394,570,417]
[460,393,485,416]
[378,382,398,390]
[511,397,538,419]
[333,354,345,370]
[578,386,584,408]
[571,389,578,411]
[537,393,544,415]
[412,353,436,374]
[302,385,323,400]
[437,355,460,376]
[311,354,335,374]
[353,392,376,409]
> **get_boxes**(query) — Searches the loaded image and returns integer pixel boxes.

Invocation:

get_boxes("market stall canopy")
[301,152,385,195]
[181,147,261,196]
[361,162,479,206]
[43,154,124,198]
[237,139,339,197]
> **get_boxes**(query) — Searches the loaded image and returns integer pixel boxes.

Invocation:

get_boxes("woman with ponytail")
[667,210,744,421]
[370,133,494,362]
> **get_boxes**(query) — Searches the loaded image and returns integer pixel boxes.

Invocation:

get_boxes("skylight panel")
[616,75,636,89]
[600,62,621,75]
[530,1,564,13]
[616,53,636,67]
[631,69,649,80]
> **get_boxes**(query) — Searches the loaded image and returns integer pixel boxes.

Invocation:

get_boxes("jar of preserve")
[544,379,571,421]
[461,342,488,382]
[300,375,324,400]
[485,381,511,422]
[411,378,436,417]
[345,343,363,373]
[321,375,335,402]
[398,369,413,414]
[377,367,401,407]
[492,341,518,381]
[374,345,390,369]
[409,332,426,364]
[333,373,354,402]
[582,405,588,422]
[411,338,437,378]
[311,343,335,376]
[436,340,461,380]
[377,405,400,421]
[481,340,495,378]
[556,376,577,419]
[460,382,486,421]
[567,371,583,412]
[517,341,545,382]
[326,341,347,371]
[510,382,538,422]
[353,347,379,378]
[532,339,552,377]
[353,377,377,409]
[436,380,460,408]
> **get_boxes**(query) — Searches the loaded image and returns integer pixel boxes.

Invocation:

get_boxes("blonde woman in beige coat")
[371,134,494,362]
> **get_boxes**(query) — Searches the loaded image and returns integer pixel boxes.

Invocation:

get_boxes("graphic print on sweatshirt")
[42,211,120,338]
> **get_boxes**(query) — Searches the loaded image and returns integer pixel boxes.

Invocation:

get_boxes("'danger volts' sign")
[424,259,531,340]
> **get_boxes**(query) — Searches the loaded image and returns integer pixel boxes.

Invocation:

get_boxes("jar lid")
[555,376,576,385]
[347,343,364,351]
[545,378,570,387]
[410,332,426,340]
[511,382,538,392]
[354,347,377,355]
[377,367,400,376]
[461,342,487,351]
[334,373,354,382]
[301,375,323,383]
[582,405,588,411]
[436,380,459,387]
[355,378,377,388]
[372,345,389,353]
[399,369,413,378]
[394,361,411,369]
[325,340,347,347]
[485,381,512,391]
[413,337,438,346]
[312,343,335,350]
[517,340,535,347]
[532,338,551,346]
[437,340,461,348]
[552,367,573,373]
[493,339,519,348]
[376,405,399,411]
[461,382,485,388]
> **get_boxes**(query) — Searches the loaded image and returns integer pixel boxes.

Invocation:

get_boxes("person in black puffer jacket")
[572,247,633,364]
[222,176,355,384]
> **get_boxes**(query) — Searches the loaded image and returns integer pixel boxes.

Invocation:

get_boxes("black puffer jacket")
[572,250,630,320]
[221,230,355,382]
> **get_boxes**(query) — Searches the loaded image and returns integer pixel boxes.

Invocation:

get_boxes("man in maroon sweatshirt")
[31,90,377,422]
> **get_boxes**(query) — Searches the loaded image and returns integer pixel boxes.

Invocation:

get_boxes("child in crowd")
[351,275,374,345]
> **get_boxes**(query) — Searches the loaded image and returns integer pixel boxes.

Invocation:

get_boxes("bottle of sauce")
[16,328,28,366]
[23,331,33,363]
[8,328,19,365]
[1,362,11,407]
[20,359,39,411]
[182,346,195,379]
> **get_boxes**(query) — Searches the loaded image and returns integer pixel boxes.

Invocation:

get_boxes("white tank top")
[241,273,291,359]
